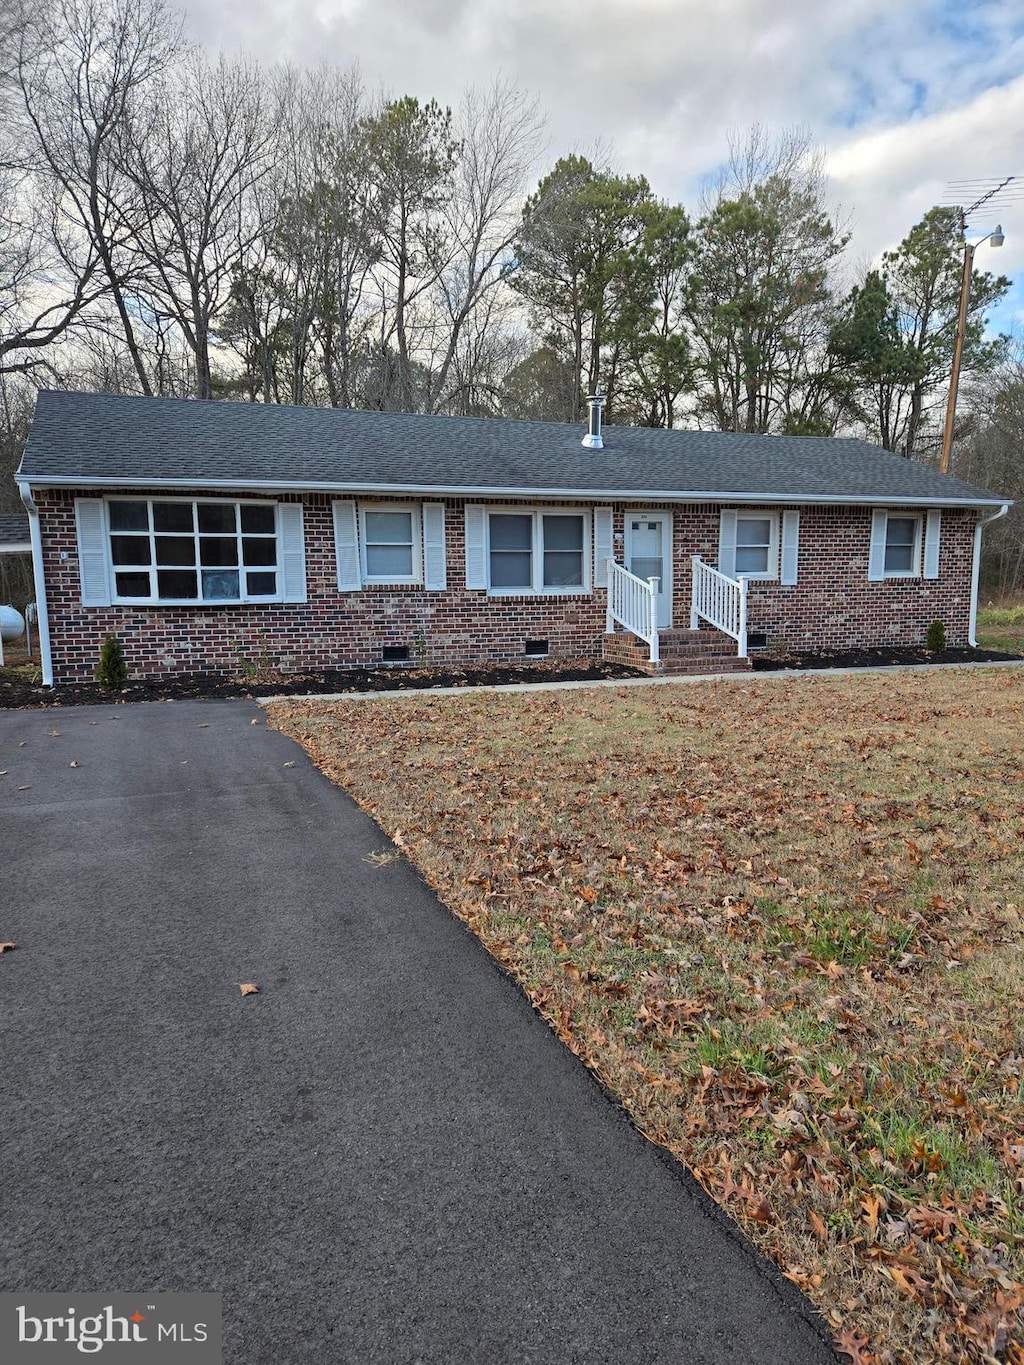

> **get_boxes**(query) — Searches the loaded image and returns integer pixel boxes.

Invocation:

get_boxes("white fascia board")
[17,474,1011,510]
[0,541,32,552]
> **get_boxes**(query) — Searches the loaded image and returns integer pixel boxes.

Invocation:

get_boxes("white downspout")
[18,481,53,687]
[968,503,1009,647]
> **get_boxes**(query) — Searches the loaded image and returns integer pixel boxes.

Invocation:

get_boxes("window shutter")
[333,500,361,591]
[718,509,738,579]
[422,502,447,590]
[923,510,941,579]
[593,507,614,587]
[464,505,486,589]
[868,509,887,581]
[780,510,800,585]
[279,503,307,602]
[75,498,111,606]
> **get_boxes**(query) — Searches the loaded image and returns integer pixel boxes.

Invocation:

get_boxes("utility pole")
[939,211,975,476]
[938,177,1014,475]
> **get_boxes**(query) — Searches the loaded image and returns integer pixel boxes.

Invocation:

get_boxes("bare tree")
[126,53,276,398]
[10,0,184,392]
[420,81,544,414]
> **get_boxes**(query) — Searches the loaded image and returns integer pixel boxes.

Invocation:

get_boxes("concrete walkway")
[0,701,837,1364]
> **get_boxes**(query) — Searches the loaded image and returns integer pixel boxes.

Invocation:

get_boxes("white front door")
[625,512,672,629]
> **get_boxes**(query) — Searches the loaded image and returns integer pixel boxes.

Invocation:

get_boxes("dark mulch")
[4,647,1022,710]
[0,659,646,709]
[752,645,1024,671]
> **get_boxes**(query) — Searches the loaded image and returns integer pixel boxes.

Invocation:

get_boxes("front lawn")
[977,601,1024,656]
[268,668,1024,1365]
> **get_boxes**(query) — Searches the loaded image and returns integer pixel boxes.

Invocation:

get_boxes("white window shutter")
[422,502,447,590]
[718,509,738,579]
[75,498,111,606]
[464,505,486,589]
[279,503,307,602]
[868,509,887,581]
[333,500,361,591]
[780,510,800,585]
[923,510,942,579]
[593,507,614,587]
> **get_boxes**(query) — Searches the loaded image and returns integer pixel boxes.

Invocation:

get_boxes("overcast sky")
[182,0,1024,331]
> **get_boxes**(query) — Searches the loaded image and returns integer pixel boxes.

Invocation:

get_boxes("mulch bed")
[2,647,1021,709]
[0,659,646,709]
[752,645,1024,671]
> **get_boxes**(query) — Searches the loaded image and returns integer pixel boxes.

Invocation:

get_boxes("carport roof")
[17,389,1009,508]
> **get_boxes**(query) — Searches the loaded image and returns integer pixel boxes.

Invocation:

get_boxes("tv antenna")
[943,176,1022,232]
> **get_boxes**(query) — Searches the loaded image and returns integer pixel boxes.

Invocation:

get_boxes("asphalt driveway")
[0,700,837,1364]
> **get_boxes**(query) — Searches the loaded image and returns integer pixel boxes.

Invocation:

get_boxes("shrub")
[95,633,128,689]
[925,619,946,652]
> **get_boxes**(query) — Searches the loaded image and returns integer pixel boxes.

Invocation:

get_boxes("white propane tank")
[0,605,26,641]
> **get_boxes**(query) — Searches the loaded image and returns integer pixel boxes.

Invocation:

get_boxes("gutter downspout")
[968,503,1009,647]
[18,481,53,687]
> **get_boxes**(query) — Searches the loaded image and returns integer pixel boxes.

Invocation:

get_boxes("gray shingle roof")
[17,390,1008,506]
[0,511,30,548]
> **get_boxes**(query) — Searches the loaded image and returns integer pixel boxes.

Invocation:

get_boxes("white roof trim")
[17,475,1009,509]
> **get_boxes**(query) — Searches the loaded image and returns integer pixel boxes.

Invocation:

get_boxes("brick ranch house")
[14,389,1011,686]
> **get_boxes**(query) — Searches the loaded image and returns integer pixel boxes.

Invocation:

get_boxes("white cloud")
[178,0,1022,327]
[825,75,1024,299]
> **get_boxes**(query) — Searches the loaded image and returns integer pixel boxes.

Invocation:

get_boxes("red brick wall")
[37,489,979,681]
[669,504,977,651]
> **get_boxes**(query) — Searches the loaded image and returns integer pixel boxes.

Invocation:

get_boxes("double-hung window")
[734,516,775,577]
[883,516,920,576]
[868,510,939,581]
[360,506,420,584]
[486,511,587,593]
[107,499,281,604]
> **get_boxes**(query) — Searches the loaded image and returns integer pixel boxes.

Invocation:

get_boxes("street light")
[938,221,1004,475]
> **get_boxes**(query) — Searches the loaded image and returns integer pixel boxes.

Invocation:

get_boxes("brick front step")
[602,628,752,676]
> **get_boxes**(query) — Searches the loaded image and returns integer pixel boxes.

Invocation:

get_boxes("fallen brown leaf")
[833,1326,875,1363]
[239,982,259,996]
[0,942,17,954]
[363,850,399,866]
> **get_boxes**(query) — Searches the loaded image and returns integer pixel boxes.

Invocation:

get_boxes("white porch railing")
[690,555,748,657]
[606,559,660,664]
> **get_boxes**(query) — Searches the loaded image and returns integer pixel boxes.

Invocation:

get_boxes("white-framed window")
[334,500,447,592]
[868,509,940,581]
[734,514,777,578]
[359,504,421,584]
[105,497,282,605]
[484,509,590,594]
[719,509,798,583]
[883,514,921,576]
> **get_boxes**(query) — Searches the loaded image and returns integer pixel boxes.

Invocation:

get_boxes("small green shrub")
[95,633,128,689]
[925,619,946,652]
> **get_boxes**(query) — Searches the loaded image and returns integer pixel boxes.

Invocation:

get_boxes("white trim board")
[17,476,1010,510]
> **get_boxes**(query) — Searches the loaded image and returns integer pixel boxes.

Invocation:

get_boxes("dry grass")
[268,668,1024,1364]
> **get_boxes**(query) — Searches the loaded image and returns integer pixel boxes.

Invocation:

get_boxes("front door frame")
[624,510,673,630]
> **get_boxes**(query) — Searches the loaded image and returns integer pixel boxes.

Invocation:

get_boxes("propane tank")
[0,605,26,641]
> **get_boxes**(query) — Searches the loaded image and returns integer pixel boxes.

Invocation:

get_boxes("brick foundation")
[35,490,980,683]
